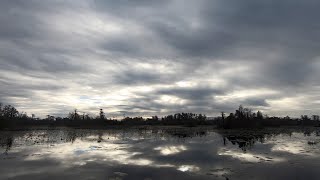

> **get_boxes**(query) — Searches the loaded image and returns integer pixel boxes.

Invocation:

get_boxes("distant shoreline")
[1,124,319,131]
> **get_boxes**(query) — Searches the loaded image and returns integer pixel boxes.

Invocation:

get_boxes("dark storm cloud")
[0,0,320,117]
[112,86,237,116]
[0,1,72,40]
[92,0,320,87]
[156,87,224,100]
[114,71,167,85]
[101,38,141,56]
[112,68,184,85]
[241,98,270,107]
[0,52,87,74]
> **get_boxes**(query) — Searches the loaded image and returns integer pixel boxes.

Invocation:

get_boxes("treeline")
[120,113,208,126]
[0,103,210,129]
[0,103,319,129]
[0,104,34,128]
[216,105,320,129]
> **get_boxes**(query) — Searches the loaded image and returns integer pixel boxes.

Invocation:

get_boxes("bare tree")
[100,109,105,120]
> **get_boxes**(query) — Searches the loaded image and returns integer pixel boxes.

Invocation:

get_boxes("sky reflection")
[154,145,187,155]
[0,127,320,180]
[218,148,285,163]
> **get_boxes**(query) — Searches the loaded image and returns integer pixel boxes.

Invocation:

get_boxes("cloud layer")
[1,0,320,118]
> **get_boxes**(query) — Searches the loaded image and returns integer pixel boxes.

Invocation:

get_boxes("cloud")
[0,0,320,117]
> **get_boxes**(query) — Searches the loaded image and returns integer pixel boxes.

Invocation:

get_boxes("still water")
[0,127,320,180]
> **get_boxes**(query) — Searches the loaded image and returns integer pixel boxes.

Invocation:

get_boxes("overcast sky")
[1,0,320,118]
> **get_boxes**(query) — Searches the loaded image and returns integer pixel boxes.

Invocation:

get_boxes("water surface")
[0,127,320,180]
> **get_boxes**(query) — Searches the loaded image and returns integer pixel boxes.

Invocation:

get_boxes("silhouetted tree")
[100,109,105,120]
[301,115,310,121]
[68,109,80,121]
[235,105,244,120]
[221,112,225,120]
[312,115,319,121]
[3,105,19,118]
[0,103,3,117]
[257,111,263,119]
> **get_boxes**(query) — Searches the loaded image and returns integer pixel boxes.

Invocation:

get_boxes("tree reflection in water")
[0,127,319,180]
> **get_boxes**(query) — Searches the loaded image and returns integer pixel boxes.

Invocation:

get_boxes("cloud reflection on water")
[154,145,187,155]
[0,127,320,180]
[218,148,285,163]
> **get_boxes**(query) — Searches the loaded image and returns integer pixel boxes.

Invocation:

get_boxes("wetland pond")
[0,127,320,180]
